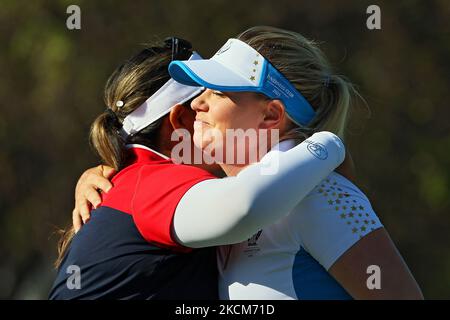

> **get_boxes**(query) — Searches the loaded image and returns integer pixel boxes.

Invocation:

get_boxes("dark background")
[1,0,449,299]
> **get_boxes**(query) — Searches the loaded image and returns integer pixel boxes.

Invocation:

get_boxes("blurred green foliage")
[0,0,449,299]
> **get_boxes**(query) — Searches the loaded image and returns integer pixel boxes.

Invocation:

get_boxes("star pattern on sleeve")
[318,176,378,239]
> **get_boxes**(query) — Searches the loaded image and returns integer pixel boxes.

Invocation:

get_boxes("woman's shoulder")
[140,162,217,181]
[289,172,383,270]
[300,172,374,211]
[316,172,370,198]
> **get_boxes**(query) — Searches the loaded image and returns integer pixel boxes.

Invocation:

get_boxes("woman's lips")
[194,120,211,130]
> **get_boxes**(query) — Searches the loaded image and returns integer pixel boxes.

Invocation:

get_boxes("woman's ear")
[259,100,285,130]
[169,104,195,131]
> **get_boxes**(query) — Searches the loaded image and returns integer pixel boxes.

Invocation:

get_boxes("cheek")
[212,108,244,133]
[229,109,260,132]
[183,110,196,134]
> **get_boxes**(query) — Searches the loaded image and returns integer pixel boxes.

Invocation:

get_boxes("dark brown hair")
[55,41,192,269]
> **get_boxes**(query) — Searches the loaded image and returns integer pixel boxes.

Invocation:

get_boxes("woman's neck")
[219,163,250,177]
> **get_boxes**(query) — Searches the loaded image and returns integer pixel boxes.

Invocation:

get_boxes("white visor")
[120,52,204,138]
[169,39,316,126]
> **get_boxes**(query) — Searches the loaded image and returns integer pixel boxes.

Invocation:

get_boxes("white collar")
[126,140,296,162]
[125,144,170,160]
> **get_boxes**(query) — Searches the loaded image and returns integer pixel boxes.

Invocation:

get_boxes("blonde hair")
[237,26,365,143]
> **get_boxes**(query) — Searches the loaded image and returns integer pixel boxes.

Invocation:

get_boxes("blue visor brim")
[169,60,316,126]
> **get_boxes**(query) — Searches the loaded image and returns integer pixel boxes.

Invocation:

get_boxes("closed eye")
[212,90,226,97]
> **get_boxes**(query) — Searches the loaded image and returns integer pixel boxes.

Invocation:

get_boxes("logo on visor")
[266,74,294,99]
[215,42,232,56]
[306,140,328,160]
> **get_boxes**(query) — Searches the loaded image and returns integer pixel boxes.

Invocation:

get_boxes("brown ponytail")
[90,111,125,171]
[54,227,75,268]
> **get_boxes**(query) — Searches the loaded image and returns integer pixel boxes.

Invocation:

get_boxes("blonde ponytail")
[237,26,367,143]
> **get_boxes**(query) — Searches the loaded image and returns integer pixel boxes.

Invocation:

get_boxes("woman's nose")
[191,90,209,112]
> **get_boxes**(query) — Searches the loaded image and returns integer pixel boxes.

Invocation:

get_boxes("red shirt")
[101,145,217,251]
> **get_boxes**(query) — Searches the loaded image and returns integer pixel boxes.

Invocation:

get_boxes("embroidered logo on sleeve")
[305,140,328,160]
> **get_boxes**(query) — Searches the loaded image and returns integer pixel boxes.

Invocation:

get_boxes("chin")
[193,132,205,149]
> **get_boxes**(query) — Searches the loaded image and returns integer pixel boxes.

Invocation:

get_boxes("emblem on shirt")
[247,230,263,246]
[244,230,263,257]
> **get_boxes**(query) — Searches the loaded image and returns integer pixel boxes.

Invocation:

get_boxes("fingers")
[77,165,113,193]
[101,165,117,179]
[79,202,92,224]
[84,187,102,209]
[88,168,113,193]
[72,165,115,232]
[72,208,83,233]
[74,188,93,223]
